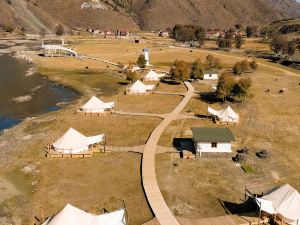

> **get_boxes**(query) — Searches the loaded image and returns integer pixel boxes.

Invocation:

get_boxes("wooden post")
[104,135,106,154]
[123,199,129,225]
[41,209,44,224]
[258,208,261,225]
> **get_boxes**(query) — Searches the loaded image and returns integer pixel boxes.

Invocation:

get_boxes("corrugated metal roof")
[192,127,235,142]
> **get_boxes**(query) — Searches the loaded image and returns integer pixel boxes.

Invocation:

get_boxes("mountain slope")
[131,0,300,30]
[1,0,300,33]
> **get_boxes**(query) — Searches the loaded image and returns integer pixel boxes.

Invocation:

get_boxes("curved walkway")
[142,81,194,225]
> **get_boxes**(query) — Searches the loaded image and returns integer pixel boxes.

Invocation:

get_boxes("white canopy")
[42,44,78,56]
[143,70,165,81]
[42,204,126,225]
[96,209,126,225]
[80,96,115,113]
[129,80,155,93]
[208,106,239,123]
[256,184,300,225]
[53,128,104,154]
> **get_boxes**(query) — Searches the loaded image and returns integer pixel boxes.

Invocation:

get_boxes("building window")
[209,74,212,77]
[211,142,217,148]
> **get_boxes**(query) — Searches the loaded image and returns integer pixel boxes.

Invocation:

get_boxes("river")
[0,54,79,131]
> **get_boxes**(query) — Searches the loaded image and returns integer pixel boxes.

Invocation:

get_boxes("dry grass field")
[0,36,299,225]
[156,64,300,219]
[0,100,160,224]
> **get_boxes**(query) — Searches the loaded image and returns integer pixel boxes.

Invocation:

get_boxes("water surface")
[0,54,78,131]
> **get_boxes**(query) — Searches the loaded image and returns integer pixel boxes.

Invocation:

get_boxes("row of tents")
[126,70,165,94]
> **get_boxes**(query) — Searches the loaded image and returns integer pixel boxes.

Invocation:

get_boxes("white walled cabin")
[192,128,235,157]
[203,71,218,80]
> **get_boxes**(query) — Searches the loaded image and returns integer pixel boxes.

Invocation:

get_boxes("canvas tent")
[256,184,300,225]
[80,96,115,113]
[42,204,126,225]
[53,128,104,154]
[208,106,239,124]
[143,70,165,81]
[128,80,155,94]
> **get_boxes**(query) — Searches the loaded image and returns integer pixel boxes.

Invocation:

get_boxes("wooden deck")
[45,145,103,158]
[75,110,113,116]
[215,119,239,125]
[45,149,93,158]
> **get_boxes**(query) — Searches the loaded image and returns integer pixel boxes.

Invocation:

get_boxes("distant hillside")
[130,0,300,30]
[264,18,300,35]
[1,0,300,33]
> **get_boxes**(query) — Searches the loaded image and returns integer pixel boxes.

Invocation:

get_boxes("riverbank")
[0,51,80,132]
[0,38,155,225]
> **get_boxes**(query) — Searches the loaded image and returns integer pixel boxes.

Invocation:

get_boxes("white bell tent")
[42,204,126,225]
[80,96,115,113]
[208,106,239,124]
[143,70,165,81]
[53,128,105,154]
[128,80,155,94]
[256,184,300,225]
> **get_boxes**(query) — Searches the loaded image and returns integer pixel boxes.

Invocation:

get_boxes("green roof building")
[192,127,235,157]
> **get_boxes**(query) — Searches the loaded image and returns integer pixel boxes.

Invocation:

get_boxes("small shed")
[192,127,235,157]
[203,70,218,80]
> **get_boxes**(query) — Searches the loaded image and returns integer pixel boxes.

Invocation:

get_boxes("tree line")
[169,55,221,80]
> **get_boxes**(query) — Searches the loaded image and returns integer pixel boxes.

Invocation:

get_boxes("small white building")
[42,204,127,225]
[192,127,235,157]
[208,106,239,124]
[159,31,170,37]
[127,80,155,95]
[143,70,165,82]
[203,70,218,80]
[53,128,105,154]
[79,96,114,114]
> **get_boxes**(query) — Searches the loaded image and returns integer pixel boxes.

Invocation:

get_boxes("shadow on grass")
[218,198,258,215]
[198,92,220,104]
[173,138,194,153]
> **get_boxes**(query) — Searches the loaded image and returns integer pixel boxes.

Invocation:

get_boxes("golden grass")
[156,65,300,218]
[0,101,160,224]
[1,35,300,224]
[115,94,183,114]
[31,153,153,225]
